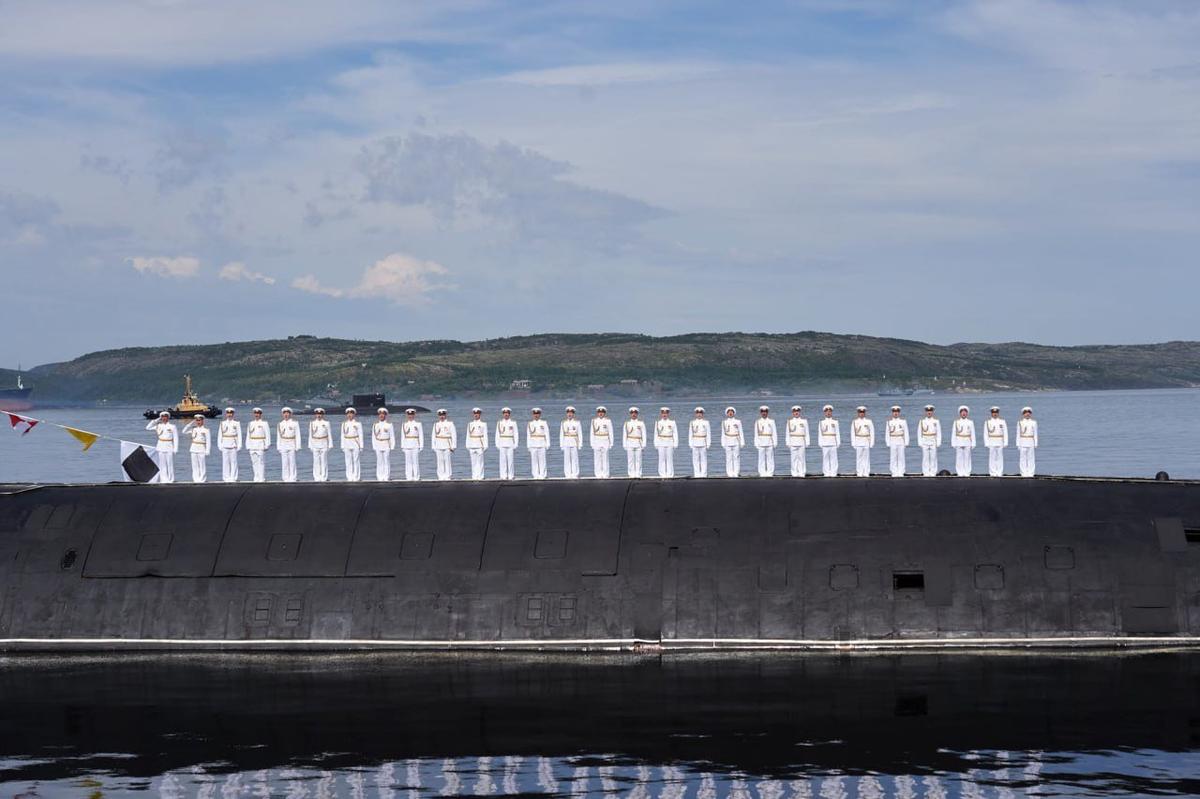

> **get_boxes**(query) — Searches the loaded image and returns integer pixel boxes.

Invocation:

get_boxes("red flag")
[6,413,38,436]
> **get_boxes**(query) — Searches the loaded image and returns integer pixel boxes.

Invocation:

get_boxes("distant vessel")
[293,393,430,415]
[877,387,914,397]
[142,374,220,419]
[0,368,32,412]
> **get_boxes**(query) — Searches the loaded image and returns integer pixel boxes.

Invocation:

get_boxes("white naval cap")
[629,406,639,413]
[856,405,867,412]
[281,406,293,413]
[822,404,833,411]
[314,408,325,413]
[471,407,482,413]
[1022,406,1033,413]
[990,405,1000,412]
[501,406,512,413]
[377,407,389,415]
[531,407,542,413]
[159,410,170,417]
[436,408,447,415]
[924,404,935,410]
[758,405,769,411]
[193,413,204,419]
[252,407,263,413]
[595,405,607,412]
[791,405,802,411]
[345,407,356,414]
[694,406,705,413]
[565,405,576,412]
[958,405,969,412]
[725,406,736,414]
[660,406,670,413]
[405,408,416,414]
[891,405,901,411]
[224,407,235,413]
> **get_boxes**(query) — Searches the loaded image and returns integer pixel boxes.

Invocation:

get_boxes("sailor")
[371,408,396,481]
[951,405,976,477]
[400,408,424,481]
[307,408,333,482]
[818,405,840,477]
[466,408,489,480]
[654,407,679,478]
[1017,406,1039,477]
[885,405,910,478]
[623,407,647,478]
[590,406,614,478]
[689,407,711,478]
[849,406,875,477]
[217,408,241,482]
[432,409,456,481]
[917,404,942,477]
[340,408,363,482]
[984,406,1009,477]
[559,406,583,479]
[527,408,550,479]
[495,407,519,480]
[245,407,271,482]
[145,411,178,483]
[277,407,301,482]
[720,407,744,477]
[181,414,211,483]
[785,405,809,477]
[754,406,778,477]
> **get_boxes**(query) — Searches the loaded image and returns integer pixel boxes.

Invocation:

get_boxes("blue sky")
[1,0,1198,364]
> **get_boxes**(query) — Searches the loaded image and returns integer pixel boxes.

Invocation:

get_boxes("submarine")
[0,475,1197,651]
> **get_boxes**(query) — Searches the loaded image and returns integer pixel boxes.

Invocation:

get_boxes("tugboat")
[142,374,221,420]
[0,367,33,412]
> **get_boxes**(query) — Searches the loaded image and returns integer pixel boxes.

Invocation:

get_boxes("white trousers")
[757,446,775,477]
[280,450,297,482]
[469,449,486,480]
[311,448,329,482]
[626,447,643,478]
[955,446,972,477]
[821,446,838,477]
[789,446,806,477]
[691,446,708,477]
[724,446,741,477]
[1019,446,1036,477]
[435,449,452,480]
[988,446,1004,477]
[562,447,580,479]
[889,445,905,477]
[343,448,360,482]
[853,446,870,477]
[498,447,515,480]
[657,446,675,477]
[190,453,207,483]
[374,449,391,481]
[249,450,266,482]
[155,451,175,483]
[403,449,420,481]
[529,448,547,479]
[593,446,610,478]
[920,445,938,477]
[220,449,239,482]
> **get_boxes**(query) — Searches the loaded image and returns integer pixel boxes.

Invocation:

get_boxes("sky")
[1,0,1198,365]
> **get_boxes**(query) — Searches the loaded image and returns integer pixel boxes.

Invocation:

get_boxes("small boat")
[293,393,431,415]
[143,375,221,419]
[0,368,33,412]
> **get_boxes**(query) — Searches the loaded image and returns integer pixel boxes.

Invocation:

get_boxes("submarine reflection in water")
[3,654,1200,797]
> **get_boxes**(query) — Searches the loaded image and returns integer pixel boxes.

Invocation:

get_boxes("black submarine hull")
[0,477,1198,651]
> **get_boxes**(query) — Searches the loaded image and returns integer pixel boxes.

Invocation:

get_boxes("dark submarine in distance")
[0,475,1198,650]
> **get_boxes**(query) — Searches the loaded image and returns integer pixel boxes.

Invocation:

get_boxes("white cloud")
[219,261,276,285]
[127,255,200,279]
[494,61,724,87]
[291,274,344,298]
[293,253,451,305]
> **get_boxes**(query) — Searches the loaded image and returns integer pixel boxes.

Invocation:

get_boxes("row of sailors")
[147,403,1040,484]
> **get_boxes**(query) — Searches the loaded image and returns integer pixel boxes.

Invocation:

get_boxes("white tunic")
[688,419,711,448]
[400,420,424,451]
[308,419,333,450]
[785,417,809,447]
[432,420,457,450]
[372,420,396,451]
[885,418,910,447]
[623,419,647,450]
[182,422,211,454]
[276,419,301,452]
[1017,418,1039,448]
[217,420,242,451]
[817,418,840,447]
[466,419,489,451]
[984,418,1009,448]
[245,419,271,450]
[850,418,875,448]
[720,418,744,447]
[146,421,179,453]
[560,419,584,449]
[526,419,551,449]
[340,420,363,450]
[495,419,519,449]
[753,418,777,447]
[916,417,942,447]
[590,418,614,449]
[654,419,678,447]
[952,418,976,448]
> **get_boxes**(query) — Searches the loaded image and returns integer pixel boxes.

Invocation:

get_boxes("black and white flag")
[120,441,160,483]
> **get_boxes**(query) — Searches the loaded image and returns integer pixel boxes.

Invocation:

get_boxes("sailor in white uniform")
[654,407,678,478]
[466,408,489,480]
[689,407,711,478]
[720,407,744,477]
[951,405,976,477]
[917,404,941,477]
[785,405,809,477]
[818,405,840,477]
[527,408,550,479]
[145,411,178,483]
[370,408,395,481]
[885,405,910,478]
[400,408,424,481]
[590,407,614,478]
[559,406,583,479]
[495,407,518,480]
[217,408,241,482]
[277,407,301,482]
[984,406,1009,477]
[623,407,647,478]
[1017,406,1039,477]
[431,409,456,481]
[754,406,777,477]
[245,408,271,482]
[340,408,363,481]
[307,408,333,482]
[181,414,211,483]
[850,406,875,477]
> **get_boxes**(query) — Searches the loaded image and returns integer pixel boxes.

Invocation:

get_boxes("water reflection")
[1,652,1199,797]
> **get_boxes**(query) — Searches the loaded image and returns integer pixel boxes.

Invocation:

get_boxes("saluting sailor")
[850,406,875,477]
[277,407,301,482]
[818,405,840,477]
[689,407,711,478]
[181,414,211,483]
[984,406,1009,477]
[885,405,910,478]
[785,405,809,477]
[245,407,271,482]
[307,408,332,482]
[432,409,456,481]
[951,405,976,477]
[1017,406,1039,477]
[145,411,178,483]
[217,408,242,482]
[527,408,550,479]
[654,407,678,478]
[400,408,424,481]
[590,406,614,478]
[495,407,519,480]
[754,406,778,477]
[623,407,647,478]
[466,408,489,480]
[720,407,744,477]
[917,404,941,477]
[559,406,583,480]
[340,408,363,482]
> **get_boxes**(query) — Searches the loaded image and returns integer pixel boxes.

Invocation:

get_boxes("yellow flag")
[64,426,100,451]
